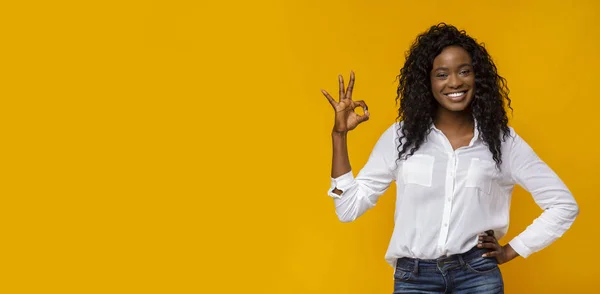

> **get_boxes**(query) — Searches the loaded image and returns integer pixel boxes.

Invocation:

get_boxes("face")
[430,46,475,113]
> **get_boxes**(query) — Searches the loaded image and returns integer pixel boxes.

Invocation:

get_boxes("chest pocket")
[465,158,496,194]
[402,154,435,187]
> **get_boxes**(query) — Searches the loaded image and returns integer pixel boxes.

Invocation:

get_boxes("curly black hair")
[396,23,512,168]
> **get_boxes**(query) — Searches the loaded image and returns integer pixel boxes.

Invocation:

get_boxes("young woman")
[321,23,579,293]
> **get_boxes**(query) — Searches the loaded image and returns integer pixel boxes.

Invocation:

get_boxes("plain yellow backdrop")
[2,0,598,293]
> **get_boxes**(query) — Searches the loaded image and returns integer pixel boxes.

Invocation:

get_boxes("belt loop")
[413,259,419,275]
[458,255,465,268]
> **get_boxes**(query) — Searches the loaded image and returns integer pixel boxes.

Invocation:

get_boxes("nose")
[447,74,463,89]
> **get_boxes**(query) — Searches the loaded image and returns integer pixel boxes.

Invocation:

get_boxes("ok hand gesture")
[321,71,369,133]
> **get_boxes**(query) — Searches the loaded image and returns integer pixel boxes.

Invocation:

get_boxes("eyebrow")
[433,63,473,71]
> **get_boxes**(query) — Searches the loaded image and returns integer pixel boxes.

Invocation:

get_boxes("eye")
[436,73,448,79]
[460,69,472,76]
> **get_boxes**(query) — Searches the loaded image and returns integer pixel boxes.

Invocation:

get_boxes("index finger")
[479,230,495,237]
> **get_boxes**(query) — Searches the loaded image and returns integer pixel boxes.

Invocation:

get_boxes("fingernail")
[482,254,487,257]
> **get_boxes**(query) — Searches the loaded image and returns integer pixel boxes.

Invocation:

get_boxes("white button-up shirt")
[328,122,579,267]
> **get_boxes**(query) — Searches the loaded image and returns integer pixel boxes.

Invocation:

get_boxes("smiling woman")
[322,23,579,293]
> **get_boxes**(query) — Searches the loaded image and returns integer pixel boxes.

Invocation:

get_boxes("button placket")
[437,152,456,253]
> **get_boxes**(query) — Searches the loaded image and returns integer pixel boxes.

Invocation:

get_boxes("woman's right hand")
[321,71,369,133]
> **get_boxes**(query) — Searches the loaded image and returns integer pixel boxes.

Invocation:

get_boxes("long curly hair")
[396,23,512,167]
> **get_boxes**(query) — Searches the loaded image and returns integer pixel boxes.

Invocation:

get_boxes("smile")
[445,91,467,98]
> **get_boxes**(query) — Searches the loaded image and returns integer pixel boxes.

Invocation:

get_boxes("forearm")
[508,201,579,258]
[331,131,351,179]
[326,124,397,220]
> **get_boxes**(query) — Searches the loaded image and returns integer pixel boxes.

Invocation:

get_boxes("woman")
[321,23,579,293]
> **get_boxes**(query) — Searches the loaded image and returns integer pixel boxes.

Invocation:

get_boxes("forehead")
[432,46,472,68]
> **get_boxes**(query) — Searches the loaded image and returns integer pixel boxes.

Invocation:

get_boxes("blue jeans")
[393,247,503,294]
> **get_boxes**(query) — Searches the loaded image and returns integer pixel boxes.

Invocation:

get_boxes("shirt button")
[447,197,451,202]
[444,223,448,227]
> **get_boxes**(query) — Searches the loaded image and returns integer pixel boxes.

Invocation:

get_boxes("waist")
[396,246,491,270]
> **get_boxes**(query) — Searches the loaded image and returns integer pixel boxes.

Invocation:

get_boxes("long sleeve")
[507,132,579,257]
[327,123,398,222]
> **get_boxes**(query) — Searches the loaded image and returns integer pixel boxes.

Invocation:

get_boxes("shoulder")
[501,126,534,157]
[380,121,402,139]
[502,126,520,146]
[372,122,402,153]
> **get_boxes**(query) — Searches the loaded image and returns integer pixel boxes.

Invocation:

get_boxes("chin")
[446,103,471,112]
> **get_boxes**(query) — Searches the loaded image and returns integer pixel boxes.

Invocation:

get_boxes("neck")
[433,108,474,135]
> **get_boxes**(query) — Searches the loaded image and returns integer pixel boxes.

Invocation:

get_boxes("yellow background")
[2,0,598,293]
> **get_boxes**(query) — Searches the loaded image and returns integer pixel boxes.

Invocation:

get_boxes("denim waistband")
[396,246,492,273]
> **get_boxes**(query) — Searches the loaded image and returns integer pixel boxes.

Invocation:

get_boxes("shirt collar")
[430,119,481,146]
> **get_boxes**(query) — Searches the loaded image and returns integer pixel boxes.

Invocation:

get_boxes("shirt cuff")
[508,236,533,258]
[327,171,355,199]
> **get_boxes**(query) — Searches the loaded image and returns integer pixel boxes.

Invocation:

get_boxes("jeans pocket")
[465,256,499,274]
[393,268,412,281]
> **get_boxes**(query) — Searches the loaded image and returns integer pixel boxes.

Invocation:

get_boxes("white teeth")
[446,92,466,97]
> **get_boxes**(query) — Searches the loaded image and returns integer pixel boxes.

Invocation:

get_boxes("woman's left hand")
[477,230,519,264]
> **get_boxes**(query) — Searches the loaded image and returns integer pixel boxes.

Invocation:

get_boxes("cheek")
[466,76,476,88]
[430,80,442,93]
